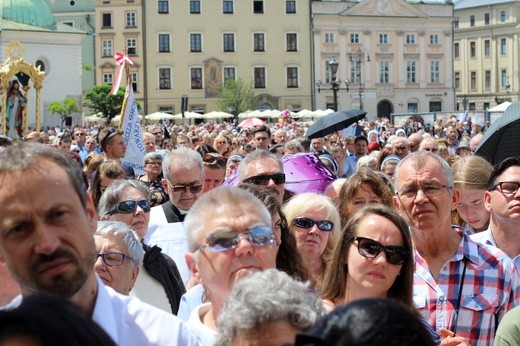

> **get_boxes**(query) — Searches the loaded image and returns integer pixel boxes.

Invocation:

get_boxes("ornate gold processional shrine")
[0,40,46,137]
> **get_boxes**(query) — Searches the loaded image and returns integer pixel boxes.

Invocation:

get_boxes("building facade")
[453,0,519,112]
[313,0,455,119]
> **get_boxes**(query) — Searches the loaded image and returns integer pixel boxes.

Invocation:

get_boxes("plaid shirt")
[413,227,520,345]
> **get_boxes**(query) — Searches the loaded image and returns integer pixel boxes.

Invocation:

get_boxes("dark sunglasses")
[196,225,275,252]
[354,236,409,265]
[166,180,203,194]
[293,217,334,232]
[243,173,286,185]
[107,200,151,215]
[203,153,227,167]
[100,127,117,148]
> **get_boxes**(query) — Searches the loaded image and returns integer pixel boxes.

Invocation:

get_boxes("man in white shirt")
[145,147,204,283]
[183,186,278,345]
[0,144,196,345]
[472,157,520,270]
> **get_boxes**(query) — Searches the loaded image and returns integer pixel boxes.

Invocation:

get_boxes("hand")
[439,328,471,346]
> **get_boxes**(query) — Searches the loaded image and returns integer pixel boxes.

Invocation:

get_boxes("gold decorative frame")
[0,40,46,136]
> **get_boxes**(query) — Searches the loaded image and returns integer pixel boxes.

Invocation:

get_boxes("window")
[408,103,418,113]
[484,12,490,25]
[223,33,235,52]
[484,40,490,57]
[470,41,476,58]
[190,34,202,52]
[430,61,440,83]
[406,61,416,83]
[159,106,173,114]
[159,68,171,89]
[325,62,333,83]
[102,39,113,57]
[485,70,491,90]
[126,11,136,27]
[454,72,460,90]
[254,67,266,88]
[103,73,113,84]
[350,62,361,83]
[429,101,442,112]
[102,13,112,27]
[286,33,297,52]
[501,38,507,55]
[127,39,137,56]
[191,68,203,89]
[470,15,475,27]
[287,67,298,88]
[350,33,359,44]
[131,72,138,92]
[484,102,490,111]
[224,67,236,82]
[406,34,416,44]
[190,1,201,14]
[158,34,170,53]
[253,1,264,14]
[254,33,265,52]
[379,33,388,44]
[223,0,233,14]
[501,69,508,88]
[286,0,296,14]
[470,71,477,90]
[378,60,390,83]
[500,10,506,22]
[454,42,459,58]
[454,20,459,29]
[158,0,169,13]
[325,33,334,44]
[429,34,439,45]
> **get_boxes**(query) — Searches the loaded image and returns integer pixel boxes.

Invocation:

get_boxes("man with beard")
[0,144,196,345]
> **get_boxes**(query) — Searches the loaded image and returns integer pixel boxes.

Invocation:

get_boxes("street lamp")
[316,57,349,112]
[349,49,370,111]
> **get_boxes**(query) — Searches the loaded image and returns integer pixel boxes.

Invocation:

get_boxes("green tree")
[48,97,80,128]
[217,78,258,117]
[83,84,126,125]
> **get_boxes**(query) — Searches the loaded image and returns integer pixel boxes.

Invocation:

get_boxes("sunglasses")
[107,200,151,215]
[203,154,227,167]
[354,236,409,265]
[196,225,275,252]
[243,173,286,185]
[166,180,203,194]
[293,217,334,232]
[100,127,117,148]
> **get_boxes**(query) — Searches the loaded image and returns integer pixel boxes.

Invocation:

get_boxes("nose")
[34,226,61,255]
[266,178,277,188]
[308,224,320,235]
[372,251,387,265]
[94,255,107,271]
[234,236,254,256]
[414,188,429,204]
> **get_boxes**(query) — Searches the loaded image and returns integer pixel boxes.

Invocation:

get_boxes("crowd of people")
[0,113,519,346]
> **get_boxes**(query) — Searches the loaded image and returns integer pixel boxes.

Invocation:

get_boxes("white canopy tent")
[145,112,181,121]
[488,101,512,112]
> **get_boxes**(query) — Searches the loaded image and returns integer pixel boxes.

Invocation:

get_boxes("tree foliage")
[216,78,258,117]
[48,97,79,127]
[83,84,126,124]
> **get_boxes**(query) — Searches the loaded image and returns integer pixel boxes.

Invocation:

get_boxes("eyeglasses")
[146,161,162,166]
[354,237,409,265]
[422,147,438,153]
[292,217,334,232]
[196,225,275,252]
[243,173,286,185]
[396,182,450,200]
[203,153,227,167]
[96,252,136,266]
[493,181,520,196]
[107,200,151,215]
[166,180,203,194]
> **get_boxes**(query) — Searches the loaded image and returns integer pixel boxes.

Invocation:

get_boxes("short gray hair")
[215,269,325,346]
[162,147,204,181]
[143,152,163,164]
[184,186,272,251]
[237,150,283,182]
[96,221,145,265]
[98,179,150,218]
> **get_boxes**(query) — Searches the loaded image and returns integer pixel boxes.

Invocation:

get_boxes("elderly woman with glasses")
[95,221,145,295]
[137,152,168,207]
[98,179,185,315]
[282,192,340,289]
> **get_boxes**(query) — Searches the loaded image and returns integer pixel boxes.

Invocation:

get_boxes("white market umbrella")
[145,112,180,121]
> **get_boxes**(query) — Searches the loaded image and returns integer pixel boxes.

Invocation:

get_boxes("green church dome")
[1,0,56,29]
